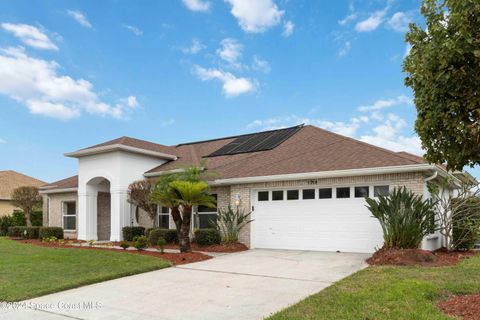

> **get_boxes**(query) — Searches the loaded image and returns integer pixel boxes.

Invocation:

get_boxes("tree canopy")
[403,0,480,170]
[11,186,42,227]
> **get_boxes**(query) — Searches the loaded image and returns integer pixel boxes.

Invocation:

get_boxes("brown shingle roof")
[41,175,78,190]
[146,125,425,180]
[79,136,176,155]
[0,170,46,200]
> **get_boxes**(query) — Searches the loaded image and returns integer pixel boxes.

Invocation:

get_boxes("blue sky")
[0,0,478,182]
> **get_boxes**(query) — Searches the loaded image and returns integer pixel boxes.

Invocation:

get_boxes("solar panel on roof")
[207,124,303,157]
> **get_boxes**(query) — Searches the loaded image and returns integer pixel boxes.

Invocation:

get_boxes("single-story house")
[0,170,46,216]
[39,124,468,253]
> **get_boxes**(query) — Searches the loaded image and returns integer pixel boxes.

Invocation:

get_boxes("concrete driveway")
[1,250,369,320]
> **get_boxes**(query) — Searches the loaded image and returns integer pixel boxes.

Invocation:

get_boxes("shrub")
[0,215,14,236]
[120,241,130,250]
[366,187,435,249]
[39,227,64,239]
[7,226,25,238]
[194,228,221,246]
[42,236,58,242]
[452,197,480,250]
[157,237,166,253]
[211,206,253,242]
[133,235,148,250]
[11,210,26,226]
[122,226,145,241]
[148,228,178,245]
[23,226,40,239]
[31,211,43,226]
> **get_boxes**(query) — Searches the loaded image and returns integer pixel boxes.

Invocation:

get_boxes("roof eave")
[39,187,78,194]
[65,144,178,160]
[210,164,438,186]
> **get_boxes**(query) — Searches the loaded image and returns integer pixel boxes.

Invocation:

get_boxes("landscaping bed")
[437,294,480,320]
[367,247,477,267]
[17,239,211,265]
[163,241,248,253]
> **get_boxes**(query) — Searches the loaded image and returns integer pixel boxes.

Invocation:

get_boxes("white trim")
[40,188,78,194]
[61,200,77,232]
[65,144,177,160]
[212,164,438,185]
[144,168,185,177]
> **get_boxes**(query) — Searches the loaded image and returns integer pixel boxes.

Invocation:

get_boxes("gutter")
[210,164,441,186]
[65,144,178,160]
[144,168,185,177]
[39,187,78,194]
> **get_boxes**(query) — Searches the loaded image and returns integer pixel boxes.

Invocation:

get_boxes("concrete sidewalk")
[1,250,369,320]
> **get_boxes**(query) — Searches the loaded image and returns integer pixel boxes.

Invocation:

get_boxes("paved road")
[1,249,369,320]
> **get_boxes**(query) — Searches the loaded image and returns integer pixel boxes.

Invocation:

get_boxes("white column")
[110,187,130,241]
[78,190,98,240]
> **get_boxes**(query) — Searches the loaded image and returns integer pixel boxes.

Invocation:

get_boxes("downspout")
[425,170,438,183]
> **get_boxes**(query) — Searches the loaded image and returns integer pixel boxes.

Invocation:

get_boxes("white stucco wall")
[77,151,168,241]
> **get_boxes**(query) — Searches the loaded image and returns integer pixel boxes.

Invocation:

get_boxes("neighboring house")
[39,125,468,252]
[0,170,46,216]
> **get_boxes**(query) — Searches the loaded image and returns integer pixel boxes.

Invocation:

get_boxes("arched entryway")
[86,177,111,241]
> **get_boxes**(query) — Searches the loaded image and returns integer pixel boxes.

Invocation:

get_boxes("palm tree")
[169,180,216,252]
[150,164,217,252]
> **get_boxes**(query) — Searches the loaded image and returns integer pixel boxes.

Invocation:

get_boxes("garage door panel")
[252,190,384,253]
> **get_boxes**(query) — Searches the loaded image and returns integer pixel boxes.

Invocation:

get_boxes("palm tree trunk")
[179,206,192,253]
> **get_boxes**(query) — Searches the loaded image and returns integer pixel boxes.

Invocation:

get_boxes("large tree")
[127,179,157,226]
[403,0,480,170]
[11,186,42,227]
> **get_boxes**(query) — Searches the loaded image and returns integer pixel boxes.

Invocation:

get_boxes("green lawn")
[269,255,480,320]
[0,237,170,301]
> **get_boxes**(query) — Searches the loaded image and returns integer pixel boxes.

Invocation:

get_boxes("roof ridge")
[305,125,422,165]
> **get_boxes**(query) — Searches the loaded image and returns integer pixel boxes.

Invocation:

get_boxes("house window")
[258,191,269,201]
[196,194,217,229]
[272,190,284,201]
[287,190,299,200]
[158,206,169,229]
[62,201,76,231]
[374,185,390,197]
[318,188,332,199]
[354,186,369,198]
[336,187,351,198]
[302,189,315,200]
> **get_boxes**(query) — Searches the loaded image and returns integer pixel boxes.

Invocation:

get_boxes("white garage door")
[251,185,387,253]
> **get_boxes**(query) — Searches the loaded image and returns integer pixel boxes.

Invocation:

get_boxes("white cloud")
[193,65,256,97]
[282,21,294,37]
[67,10,93,29]
[360,113,422,155]
[1,23,58,50]
[126,96,138,108]
[355,9,388,32]
[252,56,271,73]
[339,41,352,57]
[387,12,412,32]
[339,13,357,26]
[182,0,211,12]
[225,0,284,33]
[357,95,412,112]
[217,38,243,68]
[0,47,130,120]
[123,24,143,36]
[182,39,206,54]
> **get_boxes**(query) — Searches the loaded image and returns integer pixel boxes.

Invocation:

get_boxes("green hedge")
[7,226,40,239]
[11,210,43,227]
[39,227,64,239]
[0,215,14,236]
[194,228,221,246]
[122,226,145,241]
[147,228,178,245]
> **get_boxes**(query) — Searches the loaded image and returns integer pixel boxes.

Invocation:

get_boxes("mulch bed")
[163,241,249,253]
[437,294,480,320]
[15,239,211,266]
[367,247,477,267]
